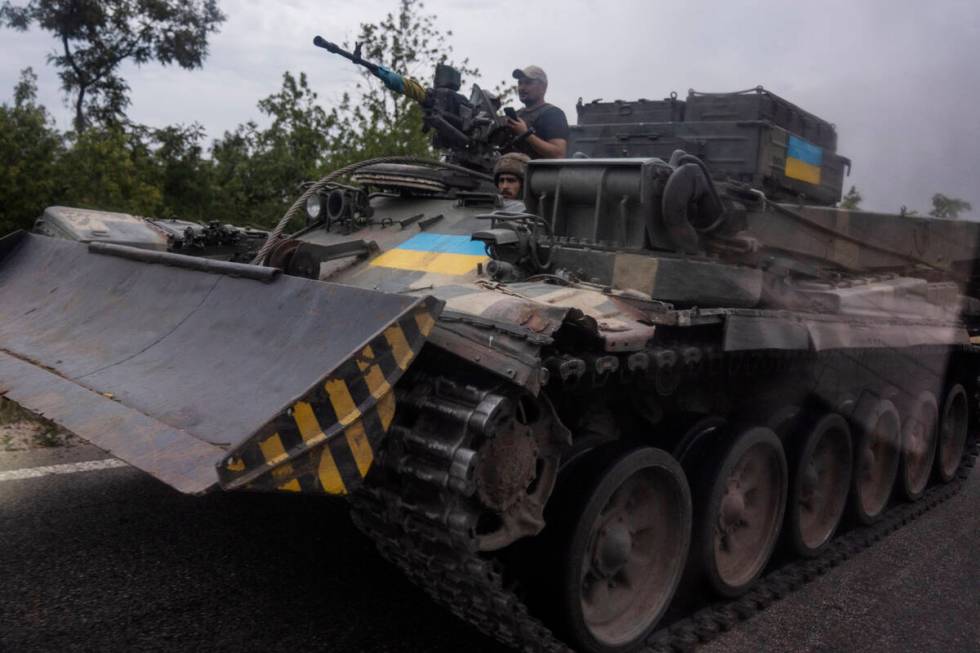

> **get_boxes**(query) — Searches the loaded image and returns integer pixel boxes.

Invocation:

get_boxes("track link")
[350,369,979,653]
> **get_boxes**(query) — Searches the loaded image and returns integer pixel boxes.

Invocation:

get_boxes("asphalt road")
[1,443,977,653]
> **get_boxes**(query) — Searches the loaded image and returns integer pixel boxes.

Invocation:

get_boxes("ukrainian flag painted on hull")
[785,135,823,185]
[370,233,488,276]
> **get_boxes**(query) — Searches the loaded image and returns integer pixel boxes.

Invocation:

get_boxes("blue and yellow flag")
[785,135,823,185]
[371,233,488,276]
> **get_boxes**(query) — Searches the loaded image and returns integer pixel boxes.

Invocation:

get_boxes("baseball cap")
[513,65,548,84]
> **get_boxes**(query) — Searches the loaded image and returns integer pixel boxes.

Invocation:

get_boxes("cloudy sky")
[1,0,978,214]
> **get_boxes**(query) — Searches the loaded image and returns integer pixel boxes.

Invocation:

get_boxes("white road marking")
[0,458,128,482]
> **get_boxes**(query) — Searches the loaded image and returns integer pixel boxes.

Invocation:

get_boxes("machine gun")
[313,36,510,172]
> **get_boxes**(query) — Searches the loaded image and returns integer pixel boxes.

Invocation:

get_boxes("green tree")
[56,124,162,215]
[210,71,335,226]
[0,0,226,132]
[152,123,213,220]
[839,185,862,210]
[0,68,64,234]
[928,193,972,220]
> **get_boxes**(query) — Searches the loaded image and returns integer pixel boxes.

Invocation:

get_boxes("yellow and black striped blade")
[216,297,439,495]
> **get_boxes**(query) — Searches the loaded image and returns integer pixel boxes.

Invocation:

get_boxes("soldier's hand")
[507,117,529,136]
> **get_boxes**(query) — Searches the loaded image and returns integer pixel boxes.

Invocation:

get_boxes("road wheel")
[559,447,691,653]
[693,426,788,598]
[936,384,969,483]
[850,398,901,524]
[785,413,852,557]
[899,392,938,500]
[672,415,726,467]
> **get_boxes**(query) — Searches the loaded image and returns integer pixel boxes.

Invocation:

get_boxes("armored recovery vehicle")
[1,44,978,653]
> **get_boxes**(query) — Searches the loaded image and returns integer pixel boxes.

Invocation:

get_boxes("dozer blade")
[0,232,441,495]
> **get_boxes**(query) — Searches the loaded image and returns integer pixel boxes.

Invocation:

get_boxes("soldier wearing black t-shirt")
[506,65,569,159]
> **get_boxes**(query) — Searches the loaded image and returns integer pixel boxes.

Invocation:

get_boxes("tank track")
[350,366,979,653]
[349,371,571,653]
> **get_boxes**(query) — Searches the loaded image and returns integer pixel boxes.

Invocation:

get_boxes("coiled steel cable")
[251,156,494,265]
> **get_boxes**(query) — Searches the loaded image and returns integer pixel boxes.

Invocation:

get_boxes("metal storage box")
[685,87,838,151]
[567,120,849,206]
[576,97,686,125]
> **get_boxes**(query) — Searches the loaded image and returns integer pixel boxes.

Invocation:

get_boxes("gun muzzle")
[313,35,339,53]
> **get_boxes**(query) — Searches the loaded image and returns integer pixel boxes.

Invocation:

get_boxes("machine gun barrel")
[313,36,380,74]
[313,33,510,172]
[313,35,427,103]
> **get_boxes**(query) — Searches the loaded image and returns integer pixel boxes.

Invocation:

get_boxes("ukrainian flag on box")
[785,135,823,185]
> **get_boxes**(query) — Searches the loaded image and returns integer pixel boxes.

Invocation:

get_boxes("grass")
[32,428,67,448]
[1,433,16,451]
[1,397,73,449]
[0,397,33,426]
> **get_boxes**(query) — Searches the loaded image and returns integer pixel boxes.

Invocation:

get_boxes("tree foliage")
[210,71,336,225]
[0,71,223,232]
[0,68,63,234]
[56,124,162,214]
[151,123,213,220]
[0,0,226,132]
[928,193,972,220]
[838,185,862,210]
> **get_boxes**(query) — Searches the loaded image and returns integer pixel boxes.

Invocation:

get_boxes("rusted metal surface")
[0,233,441,493]
[428,315,548,393]
[435,281,657,353]
[472,394,569,551]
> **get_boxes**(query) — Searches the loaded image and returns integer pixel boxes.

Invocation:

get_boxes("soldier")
[506,65,569,159]
[494,152,530,211]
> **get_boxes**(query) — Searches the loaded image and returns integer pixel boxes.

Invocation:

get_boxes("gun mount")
[314,36,510,172]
